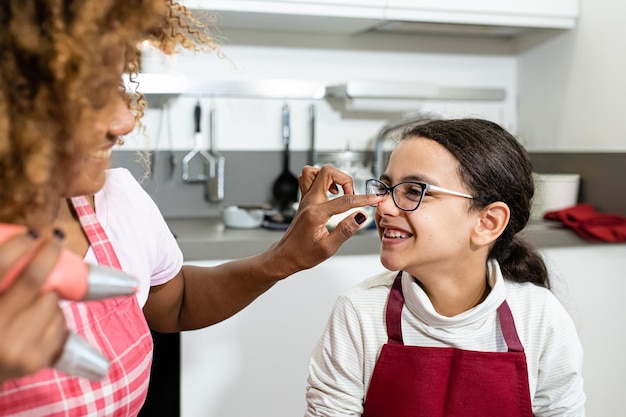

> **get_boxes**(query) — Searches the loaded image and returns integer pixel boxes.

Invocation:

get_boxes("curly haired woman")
[0,1,381,415]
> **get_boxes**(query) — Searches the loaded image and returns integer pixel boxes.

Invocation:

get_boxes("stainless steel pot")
[314,148,376,231]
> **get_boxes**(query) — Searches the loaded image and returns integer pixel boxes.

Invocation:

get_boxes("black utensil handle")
[282,103,290,146]
[309,104,316,166]
[282,147,290,171]
[194,101,201,134]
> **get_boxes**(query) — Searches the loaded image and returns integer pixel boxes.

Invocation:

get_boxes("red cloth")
[543,203,626,242]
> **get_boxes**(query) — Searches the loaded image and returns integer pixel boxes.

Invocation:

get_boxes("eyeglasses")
[365,178,474,212]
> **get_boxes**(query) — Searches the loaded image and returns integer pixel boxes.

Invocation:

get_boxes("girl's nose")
[108,96,135,137]
[375,192,399,215]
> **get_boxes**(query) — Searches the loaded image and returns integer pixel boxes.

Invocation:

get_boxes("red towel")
[543,203,626,242]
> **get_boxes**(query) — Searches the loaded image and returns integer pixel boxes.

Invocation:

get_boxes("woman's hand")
[0,232,68,383]
[271,165,383,275]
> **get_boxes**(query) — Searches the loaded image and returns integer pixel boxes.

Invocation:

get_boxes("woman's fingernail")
[53,228,66,240]
[355,213,366,225]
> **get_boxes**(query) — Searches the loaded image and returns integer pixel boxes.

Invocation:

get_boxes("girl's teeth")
[384,230,408,238]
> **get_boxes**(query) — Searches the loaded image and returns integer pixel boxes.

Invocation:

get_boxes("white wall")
[127,31,517,153]
[518,0,626,151]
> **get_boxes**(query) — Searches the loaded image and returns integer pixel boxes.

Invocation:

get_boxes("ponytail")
[492,237,550,289]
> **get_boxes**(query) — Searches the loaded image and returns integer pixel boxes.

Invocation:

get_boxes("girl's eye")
[401,184,423,202]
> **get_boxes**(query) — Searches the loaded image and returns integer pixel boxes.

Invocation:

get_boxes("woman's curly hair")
[0,0,217,227]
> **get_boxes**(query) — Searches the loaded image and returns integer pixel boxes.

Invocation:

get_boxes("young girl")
[305,118,585,417]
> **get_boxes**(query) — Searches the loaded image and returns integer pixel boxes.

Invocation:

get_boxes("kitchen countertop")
[166,217,596,261]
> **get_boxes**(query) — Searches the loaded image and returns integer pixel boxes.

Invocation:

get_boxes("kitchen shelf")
[131,75,507,115]
[326,80,506,101]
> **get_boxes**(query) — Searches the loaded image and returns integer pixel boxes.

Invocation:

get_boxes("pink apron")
[0,196,153,416]
[362,272,534,417]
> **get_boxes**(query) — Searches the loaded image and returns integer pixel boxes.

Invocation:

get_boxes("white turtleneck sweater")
[305,260,585,417]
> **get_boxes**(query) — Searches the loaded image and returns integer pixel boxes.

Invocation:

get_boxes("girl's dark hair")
[401,118,549,288]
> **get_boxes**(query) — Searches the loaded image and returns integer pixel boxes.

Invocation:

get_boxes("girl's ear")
[472,202,510,246]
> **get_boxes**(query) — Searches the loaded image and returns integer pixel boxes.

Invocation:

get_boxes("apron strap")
[70,196,122,270]
[386,272,405,345]
[385,271,525,353]
[497,300,525,353]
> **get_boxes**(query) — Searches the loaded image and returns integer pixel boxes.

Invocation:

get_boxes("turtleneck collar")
[401,259,506,329]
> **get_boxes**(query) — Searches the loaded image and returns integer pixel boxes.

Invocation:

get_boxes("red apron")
[0,196,153,416]
[362,272,534,417]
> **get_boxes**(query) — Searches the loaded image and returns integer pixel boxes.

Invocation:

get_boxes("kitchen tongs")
[182,101,212,183]
[181,101,225,203]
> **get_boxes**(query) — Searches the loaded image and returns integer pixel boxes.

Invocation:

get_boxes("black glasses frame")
[365,178,474,212]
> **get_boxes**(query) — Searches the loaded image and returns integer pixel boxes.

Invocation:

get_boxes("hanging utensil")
[308,103,316,166]
[165,100,177,180]
[205,106,225,202]
[149,106,165,179]
[150,99,175,179]
[271,103,300,216]
[182,101,212,183]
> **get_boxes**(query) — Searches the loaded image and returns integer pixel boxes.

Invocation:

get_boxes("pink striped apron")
[0,196,153,416]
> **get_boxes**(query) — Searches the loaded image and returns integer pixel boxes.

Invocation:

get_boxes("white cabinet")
[181,255,388,417]
[384,0,579,29]
[191,0,385,19]
[181,245,624,417]
[181,0,386,34]
[181,0,578,34]
[539,245,626,417]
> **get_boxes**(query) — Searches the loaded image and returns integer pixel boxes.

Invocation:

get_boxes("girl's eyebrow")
[380,173,440,185]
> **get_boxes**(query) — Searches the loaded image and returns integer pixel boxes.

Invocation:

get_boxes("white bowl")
[531,173,580,220]
[221,206,265,229]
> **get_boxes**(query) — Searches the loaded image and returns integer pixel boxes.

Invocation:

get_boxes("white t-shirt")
[306,260,586,417]
[83,167,183,307]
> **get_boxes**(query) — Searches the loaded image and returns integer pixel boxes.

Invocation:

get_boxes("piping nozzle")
[83,264,139,300]
[0,224,138,302]
[54,331,110,381]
